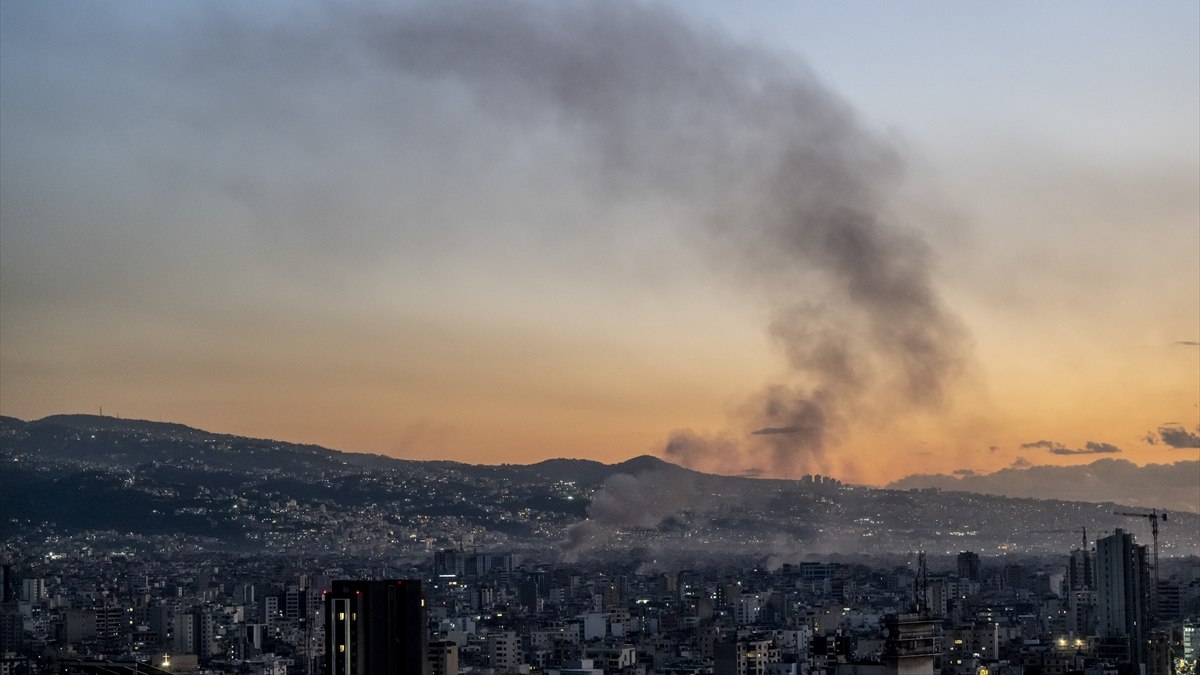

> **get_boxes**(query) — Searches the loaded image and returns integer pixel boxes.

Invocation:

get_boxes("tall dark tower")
[956,552,981,583]
[1096,529,1150,670]
[1067,547,1094,591]
[325,579,428,675]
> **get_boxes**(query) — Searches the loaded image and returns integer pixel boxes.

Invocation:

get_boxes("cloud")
[953,469,976,477]
[751,426,818,436]
[1050,441,1122,455]
[1011,456,1032,468]
[1157,425,1200,449]
[890,459,1200,513]
[1175,341,1200,347]
[1022,439,1122,455]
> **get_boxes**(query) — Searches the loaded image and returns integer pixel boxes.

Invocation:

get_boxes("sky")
[1,1,1197,487]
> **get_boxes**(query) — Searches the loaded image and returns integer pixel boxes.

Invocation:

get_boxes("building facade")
[325,579,427,675]
[1095,529,1149,669]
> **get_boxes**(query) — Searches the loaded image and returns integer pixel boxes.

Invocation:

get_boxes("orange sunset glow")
[1,1,1197,497]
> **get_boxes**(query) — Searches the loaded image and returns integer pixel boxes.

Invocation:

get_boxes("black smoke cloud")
[360,0,968,479]
[1020,439,1122,455]
[24,1,968,482]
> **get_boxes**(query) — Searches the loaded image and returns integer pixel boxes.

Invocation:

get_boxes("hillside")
[2,414,1195,560]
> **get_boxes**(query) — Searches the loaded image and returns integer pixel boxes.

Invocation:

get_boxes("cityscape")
[1,1,1198,675]
[0,415,1198,674]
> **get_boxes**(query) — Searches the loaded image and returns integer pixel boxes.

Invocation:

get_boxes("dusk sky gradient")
[1,1,1197,487]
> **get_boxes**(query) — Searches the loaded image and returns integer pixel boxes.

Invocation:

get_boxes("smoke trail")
[353,1,968,478]
[209,0,966,479]
[173,0,966,483]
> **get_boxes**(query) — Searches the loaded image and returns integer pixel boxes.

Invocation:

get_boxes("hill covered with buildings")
[2,414,1197,562]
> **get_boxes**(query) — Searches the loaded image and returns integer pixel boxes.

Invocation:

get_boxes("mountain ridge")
[8,414,708,479]
[2,413,1197,559]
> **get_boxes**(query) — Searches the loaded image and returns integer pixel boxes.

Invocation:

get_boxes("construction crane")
[1113,509,1167,619]
[1029,527,1088,550]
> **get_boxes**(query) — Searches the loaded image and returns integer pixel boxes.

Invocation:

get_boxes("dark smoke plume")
[343,0,967,553]
[342,3,972,480]
[168,0,969,556]
[222,0,964,480]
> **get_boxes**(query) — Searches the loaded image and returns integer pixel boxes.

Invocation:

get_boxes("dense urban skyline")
[1,1,1197,486]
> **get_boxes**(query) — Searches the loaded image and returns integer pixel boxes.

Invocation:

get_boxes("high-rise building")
[145,604,172,651]
[195,610,215,659]
[433,549,464,578]
[956,552,981,583]
[325,579,427,675]
[263,596,279,626]
[1155,580,1181,620]
[1066,589,1096,635]
[1095,529,1150,668]
[1065,546,1097,635]
[0,565,20,655]
[172,608,215,658]
[0,565,16,604]
[0,606,21,655]
[174,611,195,654]
[1183,621,1200,666]
[1067,548,1094,591]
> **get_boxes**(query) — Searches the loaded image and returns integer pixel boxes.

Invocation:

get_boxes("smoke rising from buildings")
[349,0,971,558]
[5,1,968,479]
[561,469,701,563]
[355,1,968,480]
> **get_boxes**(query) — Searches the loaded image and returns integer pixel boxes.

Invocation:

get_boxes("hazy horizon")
[5,411,1198,516]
